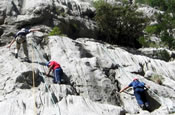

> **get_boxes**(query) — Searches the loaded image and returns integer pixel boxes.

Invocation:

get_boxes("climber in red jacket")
[46,61,63,84]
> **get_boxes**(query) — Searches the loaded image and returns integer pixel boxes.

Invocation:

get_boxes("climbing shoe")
[145,103,151,112]
[21,57,31,63]
[56,81,61,84]
[140,104,146,110]
[53,80,61,84]
[145,103,149,108]
[15,53,18,58]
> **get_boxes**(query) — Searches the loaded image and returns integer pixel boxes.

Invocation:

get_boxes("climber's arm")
[119,86,130,93]
[46,65,53,76]
[7,39,16,49]
[29,28,40,32]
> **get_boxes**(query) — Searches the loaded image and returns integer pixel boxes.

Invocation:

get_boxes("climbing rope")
[32,44,61,115]
[45,37,101,113]
[30,37,61,115]
[31,41,37,115]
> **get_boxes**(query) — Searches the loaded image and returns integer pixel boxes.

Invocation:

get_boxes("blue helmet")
[46,62,50,67]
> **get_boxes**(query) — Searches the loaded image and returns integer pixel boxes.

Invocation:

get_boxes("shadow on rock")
[60,72,71,85]
[145,90,161,112]
[16,68,43,89]
[42,71,71,85]
[33,61,47,66]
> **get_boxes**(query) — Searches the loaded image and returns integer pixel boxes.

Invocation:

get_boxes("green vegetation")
[145,25,160,35]
[49,27,63,36]
[135,0,175,50]
[138,36,149,47]
[138,25,160,48]
[157,49,171,62]
[94,0,148,48]
[157,13,175,49]
[135,0,146,4]
[149,74,164,85]
[93,0,175,50]
[138,36,158,48]
[140,12,175,49]
[136,0,175,12]
[147,0,167,11]
[121,0,130,4]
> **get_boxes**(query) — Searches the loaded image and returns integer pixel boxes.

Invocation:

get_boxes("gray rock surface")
[0,0,175,115]
[0,33,175,114]
[138,48,173,61]
[0,0,97,43]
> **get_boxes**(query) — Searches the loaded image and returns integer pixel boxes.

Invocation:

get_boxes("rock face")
[0,33,175,115]
[0,0,175,115]
[0,0,97,43]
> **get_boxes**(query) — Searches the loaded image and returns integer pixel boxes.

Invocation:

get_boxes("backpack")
[15,29,28,43]
[137,82,145,88]
[132,80,145,89]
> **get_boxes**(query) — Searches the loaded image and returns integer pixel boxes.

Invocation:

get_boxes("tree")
[155,12,175,49]
[94,0,148,48]
[140,12,175,49]
[136,0,175,13]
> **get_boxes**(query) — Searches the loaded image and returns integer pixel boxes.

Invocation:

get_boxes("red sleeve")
[49,61,54,67]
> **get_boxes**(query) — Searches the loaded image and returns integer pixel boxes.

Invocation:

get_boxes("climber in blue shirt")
[119,78,150,110]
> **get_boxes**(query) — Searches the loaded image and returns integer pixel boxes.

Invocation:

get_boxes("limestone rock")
[0,0,97,42]
[0,0,175,115]
[0,34,175,114]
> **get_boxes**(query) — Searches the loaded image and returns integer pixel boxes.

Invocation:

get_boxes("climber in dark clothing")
[46,61,63,84]
[7,28,40,62]
[119,78,150,110]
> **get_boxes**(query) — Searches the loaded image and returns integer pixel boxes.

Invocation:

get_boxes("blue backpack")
[132,80,145,89]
